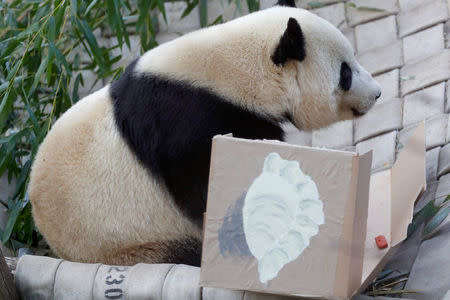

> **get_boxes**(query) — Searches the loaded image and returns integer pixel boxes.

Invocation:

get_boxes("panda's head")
[267,1,381,130]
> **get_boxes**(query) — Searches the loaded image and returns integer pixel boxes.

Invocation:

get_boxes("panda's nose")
[375,91,381,100]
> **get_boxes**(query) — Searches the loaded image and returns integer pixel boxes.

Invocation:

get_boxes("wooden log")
[0,249,18,300]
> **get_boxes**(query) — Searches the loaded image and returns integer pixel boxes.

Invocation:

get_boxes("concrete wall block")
[446,81,450,113]
[399,0,427,11]
[426,114,448,149]
[405,199,450,300]
[447,113,450,142]
[298,0,346,9]
[342,27,356,51]
[357,40,403,75]
[398,0,449,38]
[438,143,450,177]
[312,120,353,149]
[346,0,398,27]
[158,1,201,34]
[354,98,403,143]
[403,82,446,127]
[400,114,449,150]
[374,69,399,103]
[356,130,397,170]
[207,0,248,23]
[311,3,347,30]
[435,172,450,204]
[260,0,277,10]
[426,146,441,183]
[403,24,445,64]
[156,32,182,45]
[400,50,450,96]
[355,16,397,53]
[445,20,450,48]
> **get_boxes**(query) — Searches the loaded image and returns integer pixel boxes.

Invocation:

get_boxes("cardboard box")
[200,123,425,299]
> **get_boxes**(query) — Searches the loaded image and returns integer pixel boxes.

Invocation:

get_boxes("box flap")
[361,169,392,284]
[359,122,425,293]
[390,122,426,246]
[347,151,372,297]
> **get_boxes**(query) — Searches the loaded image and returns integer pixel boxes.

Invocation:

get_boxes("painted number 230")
[104,267,127,299]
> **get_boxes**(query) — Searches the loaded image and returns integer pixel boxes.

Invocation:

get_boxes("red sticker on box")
[375,235,388,249]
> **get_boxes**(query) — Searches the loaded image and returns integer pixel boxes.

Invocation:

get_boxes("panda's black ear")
[276,0,296,7]
[271,18,306,66]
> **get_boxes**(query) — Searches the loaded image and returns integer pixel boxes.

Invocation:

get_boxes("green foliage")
[181,0,259,27]
[0,0,159,251]
[0,0,260,252]
[407,195,450,240]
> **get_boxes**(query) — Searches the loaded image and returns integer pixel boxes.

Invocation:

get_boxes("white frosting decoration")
[243,153,324,283]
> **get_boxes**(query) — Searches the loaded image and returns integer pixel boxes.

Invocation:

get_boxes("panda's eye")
[339,62,352,91]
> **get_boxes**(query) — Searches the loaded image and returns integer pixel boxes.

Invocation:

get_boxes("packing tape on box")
[15,255,295,300]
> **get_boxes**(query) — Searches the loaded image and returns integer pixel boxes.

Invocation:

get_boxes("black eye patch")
[339,62,352,91]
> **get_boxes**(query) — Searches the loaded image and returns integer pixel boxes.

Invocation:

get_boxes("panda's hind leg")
[100,236,202,266]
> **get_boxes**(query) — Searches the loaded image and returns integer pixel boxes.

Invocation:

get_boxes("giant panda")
[28,0,381,267]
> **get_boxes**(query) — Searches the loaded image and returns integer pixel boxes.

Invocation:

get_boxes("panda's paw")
[242,152,324,283]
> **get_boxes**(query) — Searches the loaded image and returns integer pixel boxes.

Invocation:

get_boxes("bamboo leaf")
[357,6,385,12]
[234,0,243,14]
[70,0,78,18]
[114,0,130,48]
[6,59,21,81]
[0,39,21,61]
[246,0,259,12]
[24,104,42,138]
[376,269,395,281]
[308,1,326,8]
[16,22,40,39]
[199,0,208,27]
[209,15,223,26]
[72,73,83,103]
[73,17,106,71]
[422,206,450,240]
[0,90,12,129]
[29,54,50,96]
[181,0,199,19]
[48,41,72,76]
[1,200,22,244]
[12,160,32,200]
[157,0,167,23]
[46,52,54,85]
[0,75,25,94]
[407,199,440,238]
[48,16,56,42]
[84,0,100,16]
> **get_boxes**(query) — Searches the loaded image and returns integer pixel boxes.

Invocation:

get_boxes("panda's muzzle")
[351,107,365,117]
